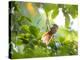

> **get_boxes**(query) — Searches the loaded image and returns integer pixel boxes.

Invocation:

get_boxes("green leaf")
[65,5,78,19]
[16,40,22,45]
[43,3,59,15]
[51,8,59,19]
[17,15,32,22]
[70,5,78,19]
[62,9,70,28]
[20,25,29,32]
[21,16,32,22]
[65,14,70,28]
[59,36,65,43]
[29,26,40,37]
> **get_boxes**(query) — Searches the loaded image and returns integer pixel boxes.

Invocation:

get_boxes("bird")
[41,24,58,46]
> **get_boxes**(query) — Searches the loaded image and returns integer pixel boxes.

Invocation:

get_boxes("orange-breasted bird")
[41,24,58,46]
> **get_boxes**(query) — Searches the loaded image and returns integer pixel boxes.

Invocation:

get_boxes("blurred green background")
[9,1,78,59]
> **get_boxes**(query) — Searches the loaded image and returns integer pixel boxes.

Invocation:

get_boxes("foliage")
[9,1,78,59]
